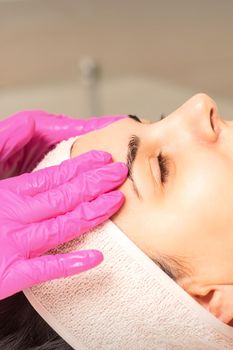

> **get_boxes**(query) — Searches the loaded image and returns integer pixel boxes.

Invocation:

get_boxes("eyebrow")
[128,114,142,123]
[126,134,142,200]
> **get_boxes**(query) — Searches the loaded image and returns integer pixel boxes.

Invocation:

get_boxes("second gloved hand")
[0,110,127,178]
[0,150,128,300]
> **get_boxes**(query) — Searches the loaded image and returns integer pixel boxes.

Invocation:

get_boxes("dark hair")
[152,252,193,283]
[0,292,73,350]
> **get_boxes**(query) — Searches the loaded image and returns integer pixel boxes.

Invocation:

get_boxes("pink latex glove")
[0,150,128,300]
[0,110,127,179]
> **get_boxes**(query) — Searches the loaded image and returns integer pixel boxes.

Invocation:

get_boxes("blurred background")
[0,0,233,121]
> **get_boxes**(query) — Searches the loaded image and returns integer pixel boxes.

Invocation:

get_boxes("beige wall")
[1,1,233,121]
[1,76,233,121]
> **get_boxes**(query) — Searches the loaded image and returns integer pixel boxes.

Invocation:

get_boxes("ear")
[192,285,233,325]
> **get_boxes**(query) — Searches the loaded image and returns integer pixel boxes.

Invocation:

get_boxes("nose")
[185,93,220,143]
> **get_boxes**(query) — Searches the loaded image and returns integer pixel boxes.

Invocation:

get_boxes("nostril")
[209,107,220,138]
[210,108,214,131]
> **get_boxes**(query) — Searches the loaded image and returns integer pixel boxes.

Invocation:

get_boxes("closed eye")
[128,113,170,185]
[129,113,167,122]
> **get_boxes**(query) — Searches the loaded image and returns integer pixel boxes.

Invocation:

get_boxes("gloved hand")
[0,150,128,300]
[0,110,127,179]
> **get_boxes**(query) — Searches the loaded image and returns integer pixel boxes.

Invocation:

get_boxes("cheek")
[175,160,233,226]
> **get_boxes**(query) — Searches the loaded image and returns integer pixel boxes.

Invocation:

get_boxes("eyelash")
[158,113,169,184]
[158,153,169,184]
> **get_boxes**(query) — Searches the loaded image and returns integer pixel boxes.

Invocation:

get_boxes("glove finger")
[0,150,113,195]
[23,191,124,257]
[32,112,127,144]
[0,114,35,162]
[0,250,103,299]
[30,250,104,284]
[18,162,127,224]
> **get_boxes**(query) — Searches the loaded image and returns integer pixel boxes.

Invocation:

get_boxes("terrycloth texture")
[24,137,233,350]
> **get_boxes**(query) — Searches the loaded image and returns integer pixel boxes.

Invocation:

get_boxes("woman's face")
[71,94,233,320]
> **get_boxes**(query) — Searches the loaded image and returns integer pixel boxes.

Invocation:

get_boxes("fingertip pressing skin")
[0,149,118,195]
[0,153,126,299]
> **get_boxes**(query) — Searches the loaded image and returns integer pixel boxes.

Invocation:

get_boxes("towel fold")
[24,137,233,350]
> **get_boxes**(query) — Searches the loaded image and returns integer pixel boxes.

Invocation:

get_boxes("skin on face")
[71,93,233,326]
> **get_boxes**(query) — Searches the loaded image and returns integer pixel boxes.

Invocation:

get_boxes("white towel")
[24,137,233,350]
